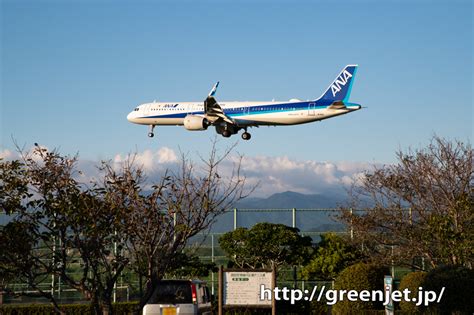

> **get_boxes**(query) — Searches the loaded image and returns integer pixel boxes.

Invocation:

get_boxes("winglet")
[209,81,220,97]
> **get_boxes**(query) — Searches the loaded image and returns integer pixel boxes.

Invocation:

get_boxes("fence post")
[391,245,395,278]
[173,212,177,242]
[350,208,354,240]
[113,229,117,303]
[51,234,56,298]
[211,234,215,295]
[218,266,223,315]
[292,208,296,228]
[271,264,276,315]
[233,208,237,230]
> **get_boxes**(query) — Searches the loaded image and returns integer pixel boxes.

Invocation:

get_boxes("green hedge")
[423,265,474,314]
[223,309,270,315]
[332,262,389,315]
[398,271,427,314]
[219,300,310,315]
[0,301,138,315]
[397,266,474,314]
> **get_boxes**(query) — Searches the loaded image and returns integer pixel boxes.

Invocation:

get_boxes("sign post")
[218,267,275,314]
[218,266,223,315]
[384,275,394,315]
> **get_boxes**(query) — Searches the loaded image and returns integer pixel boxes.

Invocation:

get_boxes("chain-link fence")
[1,208,359,304]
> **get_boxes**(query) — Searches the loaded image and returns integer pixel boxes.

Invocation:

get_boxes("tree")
[300,232,363,281]
[164,252,217,279]
[102,143,252,311]
[0,147,130,315]
[1,141,251,314]
[338,136,473,269]
[0,159,30,215]
[219,223,313,269]
[1,142,251,314]
[0,220,63,311]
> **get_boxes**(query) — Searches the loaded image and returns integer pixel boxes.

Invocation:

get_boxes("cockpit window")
[134,108,139,111]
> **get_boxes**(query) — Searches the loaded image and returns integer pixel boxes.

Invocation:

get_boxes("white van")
[143,280,212,315]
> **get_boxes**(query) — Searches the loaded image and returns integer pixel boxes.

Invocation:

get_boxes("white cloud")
[0,149,14,160]
[156,147,178,164]
[231,155,370,197]
[112,147,178,173]
[1,145,373,198]
[0,145,50,162]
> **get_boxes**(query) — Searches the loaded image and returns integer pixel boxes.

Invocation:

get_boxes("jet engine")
[183,115,209,131]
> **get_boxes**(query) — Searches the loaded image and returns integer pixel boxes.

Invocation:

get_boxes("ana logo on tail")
[331,70,353,97]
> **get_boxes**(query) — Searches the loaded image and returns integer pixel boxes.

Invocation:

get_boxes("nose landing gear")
[241,132,251,140]
[148,125,155,137]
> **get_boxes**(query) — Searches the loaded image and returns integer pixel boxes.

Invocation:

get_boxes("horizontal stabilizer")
[328,101,347,110]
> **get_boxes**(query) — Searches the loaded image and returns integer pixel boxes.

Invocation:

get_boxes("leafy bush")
[398,271,427,314]
[0,301,138,315]
[276,298,311,314]
[223,308,270,315]
[0,303,91,315]
[332,262,389,314]
[219,223,313,269]
[309,298,329,314]
[301,232,363,281]
[423,265,474,314]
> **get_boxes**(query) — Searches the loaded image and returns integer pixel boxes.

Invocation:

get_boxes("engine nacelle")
[183,115,209,131]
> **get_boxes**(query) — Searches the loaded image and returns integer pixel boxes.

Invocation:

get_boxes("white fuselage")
[127,100,361,127]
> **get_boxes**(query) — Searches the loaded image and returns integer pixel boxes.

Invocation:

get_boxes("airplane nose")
[127,112,134,122]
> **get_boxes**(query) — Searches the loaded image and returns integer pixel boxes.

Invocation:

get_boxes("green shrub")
[309,298,329,314]
[332,262,389,314]
[276,298,310,314]
[398,271,427,314]
[423,265,474,314]
[223,308,270,315]
[0,303,91,315]
[301,232,363,281]
[0,301,138,315]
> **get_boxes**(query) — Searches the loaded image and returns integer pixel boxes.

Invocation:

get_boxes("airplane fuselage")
[127,100,361,127]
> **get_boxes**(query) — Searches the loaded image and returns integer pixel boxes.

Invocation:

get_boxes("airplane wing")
[204,82,235,125]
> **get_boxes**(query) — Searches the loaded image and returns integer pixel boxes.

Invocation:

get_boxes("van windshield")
[148,281,192,304]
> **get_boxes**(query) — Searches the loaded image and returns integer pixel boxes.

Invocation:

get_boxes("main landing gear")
[222,129,251,140]
[148,125,155,137]
[241,132,251,140]
[241,127,251,140]
[216,125,252,140]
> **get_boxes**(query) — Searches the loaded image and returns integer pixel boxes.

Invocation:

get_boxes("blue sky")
[1,0,472,192]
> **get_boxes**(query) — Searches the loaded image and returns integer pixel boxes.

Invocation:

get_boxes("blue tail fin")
[318,65,358,102]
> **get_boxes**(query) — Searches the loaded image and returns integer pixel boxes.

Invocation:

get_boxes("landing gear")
[216,124,246,139]
[241,132,251,140]
[148,125,155,138]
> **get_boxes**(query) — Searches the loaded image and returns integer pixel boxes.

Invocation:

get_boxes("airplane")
[127,65,362,140]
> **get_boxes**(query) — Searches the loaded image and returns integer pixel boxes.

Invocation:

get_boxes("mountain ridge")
[235,190,348,209]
